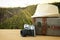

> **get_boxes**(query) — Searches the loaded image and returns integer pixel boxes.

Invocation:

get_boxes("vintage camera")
[20,24,35,37]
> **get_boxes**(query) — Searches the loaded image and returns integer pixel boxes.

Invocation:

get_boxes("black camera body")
[20,24,35,37]
[21,29,34,37]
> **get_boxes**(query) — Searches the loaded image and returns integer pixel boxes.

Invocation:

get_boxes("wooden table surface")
[0,29,60,40]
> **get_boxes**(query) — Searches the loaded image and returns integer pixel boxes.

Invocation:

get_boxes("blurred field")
[0,29,60,40]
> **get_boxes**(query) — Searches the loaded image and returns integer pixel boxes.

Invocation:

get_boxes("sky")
[0,0,60,7]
